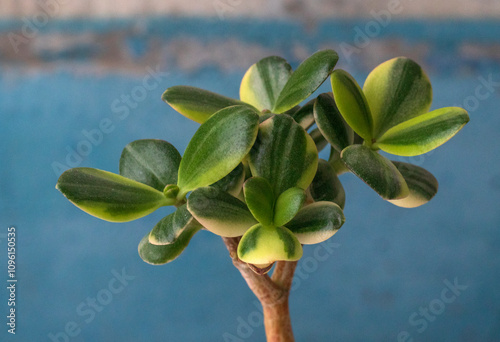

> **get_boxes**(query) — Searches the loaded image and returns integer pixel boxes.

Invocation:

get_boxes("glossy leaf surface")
[248,114,318,197]
[240,56,292,111]
[273,187,306,227]
[376,107,469,156]
[363,57,433,137]
[273,50,339,114]
[341,145,409,200]
[138,225,200,265]
[330,69,373,141]
[243,177,275,226]
[387,161,439,208]
[149,204,193,245]
[309,159,346,208]
[162,85,247,124]
[291,99,315,130]
[178,105,259,195]
[237,224,303,264]
[287,201,345,244]
[187,187,257,237]
[119,139,181,192]
[314,93,353,152]
[57,168,170,222]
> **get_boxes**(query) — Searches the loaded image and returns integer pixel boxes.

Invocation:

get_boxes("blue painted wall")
[1,18,499,341]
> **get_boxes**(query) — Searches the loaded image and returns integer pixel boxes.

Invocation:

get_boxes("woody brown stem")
[263,298,294,342]
[222,237,297,342]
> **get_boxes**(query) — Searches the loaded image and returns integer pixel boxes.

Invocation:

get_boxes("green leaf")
[273,49,339,114]
[243,177,275,226]
[309,128,328,153]
[177,105,260,196]
[187,187,257,237]
[274,187,306,227]
[290,98,315,130]
[248,114,318,197]
[138,225,200,265]
[387,162,439,208]
[240,56,292,112]
[363,57,433,137]
[119,139,182,192]
[309,159,346,209]
[341,145,409,200]
[237,224,303,264]
[56,168,171,222]
[330,69,373,141]
[149,204,194,245]
[313,93,353,152]
[375,107,469,156]
[162,86,248,124]
[210,163,245,197]
[286,202,344,244]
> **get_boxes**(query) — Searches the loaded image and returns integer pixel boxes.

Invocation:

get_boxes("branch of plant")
[222,237,296,342]
[221,237,295,305]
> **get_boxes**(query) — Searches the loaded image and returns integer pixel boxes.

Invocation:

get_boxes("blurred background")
[1,1,499,341]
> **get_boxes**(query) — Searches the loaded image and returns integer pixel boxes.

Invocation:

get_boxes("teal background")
[1,17,499,341]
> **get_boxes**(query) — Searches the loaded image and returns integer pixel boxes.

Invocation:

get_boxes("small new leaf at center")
[243,177,275,226]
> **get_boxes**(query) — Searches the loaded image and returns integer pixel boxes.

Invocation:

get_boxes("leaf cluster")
[57,51,468,271]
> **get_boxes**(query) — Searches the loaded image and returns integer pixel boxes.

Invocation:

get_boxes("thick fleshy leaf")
[211,163,245,197]
[287,202,345,244]
[330,69,373,141]
[248,114,318,197]
[375,107,469,156]
[309,159,346,209]
[177,105,259,196]
[119,139,181,192]
[162,86,248,124]
[273,50,339,114]
[187,187,257,237]
[388,162,439,208]
[341,145,409,200]
[138,225,200,265]
[313,93,353,152]
[274,187,306,227]
[237,224,303,264]
[309,128,328,152]
[363,57,433,137]
[56,168,171,222]
[291,98,315,130]
[240,56,292,112]
[243,177,275,226]
[149,204,193,245]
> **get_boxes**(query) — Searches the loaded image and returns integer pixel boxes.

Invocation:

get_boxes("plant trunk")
[222,237,297,342]
[263,297,294,342]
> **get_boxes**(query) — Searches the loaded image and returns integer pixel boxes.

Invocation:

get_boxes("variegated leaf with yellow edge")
[162,85,250,124]
[341,145,409,200]
[237,224,303,265]
[286,201,345,245]
[363,57,433,138]
[374,107,469,156]
[248,114,318,197]
[187,187,257,237]
[387,161,439,208]
[56,168,172,222]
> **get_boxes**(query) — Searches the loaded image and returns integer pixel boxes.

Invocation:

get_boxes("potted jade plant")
[56,49,469,341]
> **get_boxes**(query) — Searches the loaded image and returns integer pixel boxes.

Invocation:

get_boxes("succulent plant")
[57,50,468,341]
